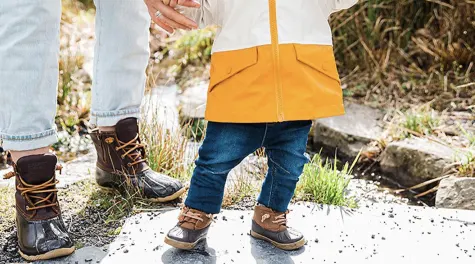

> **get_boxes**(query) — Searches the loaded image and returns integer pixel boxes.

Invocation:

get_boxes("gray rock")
[346,179,410,206]
[34,246,106,264]
[143,85,180,132]
[179,82,208,119]
[101,203,475,264]
[57,151,96,188]
[379,138,455,187]
[436,177,475,210]
[312,103,384,159]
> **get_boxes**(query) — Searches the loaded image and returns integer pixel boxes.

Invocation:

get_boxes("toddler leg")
[185,122,265,214]
[258,121,312,212]
[250,121,311,251]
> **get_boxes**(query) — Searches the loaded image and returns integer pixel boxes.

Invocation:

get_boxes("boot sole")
[99,185,187,203]
[250,230,306,251]
[164,235,205,250]
[19,247,75,261]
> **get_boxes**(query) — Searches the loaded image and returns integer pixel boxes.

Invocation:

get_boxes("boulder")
[379,138,455,187]
[179,82,208,119]
[312,103,384,159]
[436,177,475,210]
[101,203,475,263]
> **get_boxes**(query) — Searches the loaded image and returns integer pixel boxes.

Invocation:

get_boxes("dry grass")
[385,105,442,140]
[0,187,15,233]
[332,0,474,110]
[140,117,195,182]
[222,173,258,208]
[57,0,94,133]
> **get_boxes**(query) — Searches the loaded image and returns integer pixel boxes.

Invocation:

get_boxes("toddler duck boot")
[250,205,306,250]
[165,207,213,250]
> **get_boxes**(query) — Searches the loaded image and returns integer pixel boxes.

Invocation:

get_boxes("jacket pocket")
[209,47,259,92]
[294,44,341,85]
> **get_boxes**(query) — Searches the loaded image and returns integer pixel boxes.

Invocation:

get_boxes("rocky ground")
[0,148,413,263]
[49,203,475,264]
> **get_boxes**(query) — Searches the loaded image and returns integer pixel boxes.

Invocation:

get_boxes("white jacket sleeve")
[183,0,219,28]
[329,0,358,13]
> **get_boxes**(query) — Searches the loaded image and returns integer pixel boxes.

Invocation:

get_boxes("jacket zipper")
[268,0,285,122]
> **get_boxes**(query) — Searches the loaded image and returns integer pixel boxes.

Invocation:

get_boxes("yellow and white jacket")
[187,0,358,123]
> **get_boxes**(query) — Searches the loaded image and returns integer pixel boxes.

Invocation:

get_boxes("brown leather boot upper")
[253,205,288,232]
[251,204,305,250]
[178,207,213,230]
[7,154,62,221]
[91,118,148,175]
[4,154,74,257]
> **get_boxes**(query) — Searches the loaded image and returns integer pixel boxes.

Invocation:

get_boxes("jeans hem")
[184,200,220,215]
[0,132,58,151]
[90,108,141,126]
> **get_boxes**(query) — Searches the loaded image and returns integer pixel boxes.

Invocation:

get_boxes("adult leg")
[0,0,60,155]
[89,0,185,201]
[0,0,75,260]
[90,0,151,127]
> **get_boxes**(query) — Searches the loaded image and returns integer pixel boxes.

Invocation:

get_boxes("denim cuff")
[0,129,58,151]
[90,108,141,126]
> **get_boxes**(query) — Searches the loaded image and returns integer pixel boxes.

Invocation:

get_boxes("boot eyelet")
[105,137,115,144]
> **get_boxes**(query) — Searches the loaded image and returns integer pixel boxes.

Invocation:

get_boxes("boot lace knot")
[115,134,146,167]
[261,210,289,226]
[181,210,213,223]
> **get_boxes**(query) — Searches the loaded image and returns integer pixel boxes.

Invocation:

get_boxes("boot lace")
[3,165,63,211]
[113,134,146,167]
[180,209,213,222]
[261,210,289,226]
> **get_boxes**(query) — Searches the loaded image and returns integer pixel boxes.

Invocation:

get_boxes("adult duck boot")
[90,118,185,202]
[3,154,75,261]
[165,207,213,250]
[250,205,306,250]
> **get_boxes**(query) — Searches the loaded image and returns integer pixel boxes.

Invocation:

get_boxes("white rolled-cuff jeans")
[0,0,151,151]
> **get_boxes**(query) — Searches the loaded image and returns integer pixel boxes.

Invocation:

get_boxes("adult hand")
[144,0,201,33]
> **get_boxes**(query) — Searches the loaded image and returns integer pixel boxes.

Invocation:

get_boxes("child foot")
[165,207,213,250]
[250,205,306,251]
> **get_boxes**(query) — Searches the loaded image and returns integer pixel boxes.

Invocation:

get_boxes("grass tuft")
[455,152,475,177]
[140,119,195,182]
[400,108,440,138]
[296,154,358,208]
